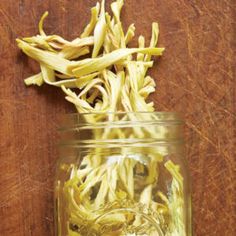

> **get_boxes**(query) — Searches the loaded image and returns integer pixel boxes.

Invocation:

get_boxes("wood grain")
[0,0,235,235]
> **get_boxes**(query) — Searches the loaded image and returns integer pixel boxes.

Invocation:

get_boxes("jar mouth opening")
[65,111,181,115]
[61,111,182,118]
[58,111,184,131]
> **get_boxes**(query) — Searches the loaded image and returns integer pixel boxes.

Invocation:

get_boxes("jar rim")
[58,112,184,148]
[59,111,183,130]
[63,111,182,117]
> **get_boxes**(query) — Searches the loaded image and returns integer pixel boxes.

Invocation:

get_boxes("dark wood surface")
[0,0,235,235]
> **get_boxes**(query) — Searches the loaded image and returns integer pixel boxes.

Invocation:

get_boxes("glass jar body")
[55,112,192,236]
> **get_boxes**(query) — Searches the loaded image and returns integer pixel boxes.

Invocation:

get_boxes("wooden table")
[0,0,235,235]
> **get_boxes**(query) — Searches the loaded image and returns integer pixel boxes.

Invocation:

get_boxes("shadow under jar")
[55,112,192,236]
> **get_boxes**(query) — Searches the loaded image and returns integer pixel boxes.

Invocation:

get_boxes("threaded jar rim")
[59,111,183,130]
[58,112,184,148]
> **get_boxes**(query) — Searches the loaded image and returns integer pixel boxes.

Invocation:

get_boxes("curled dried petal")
[39,11,48,36]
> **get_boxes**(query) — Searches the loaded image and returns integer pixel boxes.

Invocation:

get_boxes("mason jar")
[54,112,192,236]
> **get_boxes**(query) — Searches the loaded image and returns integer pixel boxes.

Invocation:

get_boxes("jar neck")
[59,112,184,147]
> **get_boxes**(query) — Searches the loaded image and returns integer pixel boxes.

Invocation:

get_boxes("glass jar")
[55,112,192,236]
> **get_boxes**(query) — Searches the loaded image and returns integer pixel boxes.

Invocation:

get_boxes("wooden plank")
[0,0,235,235]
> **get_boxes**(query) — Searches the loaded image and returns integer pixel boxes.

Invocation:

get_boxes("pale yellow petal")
[111,0,124,23]
[70,47,164,77]
[125,23,135,45]
[16,39,73,76]
[38,11,48,36]
[80,3,100,38]
[92,0,107,58]
[24,73,44,86]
